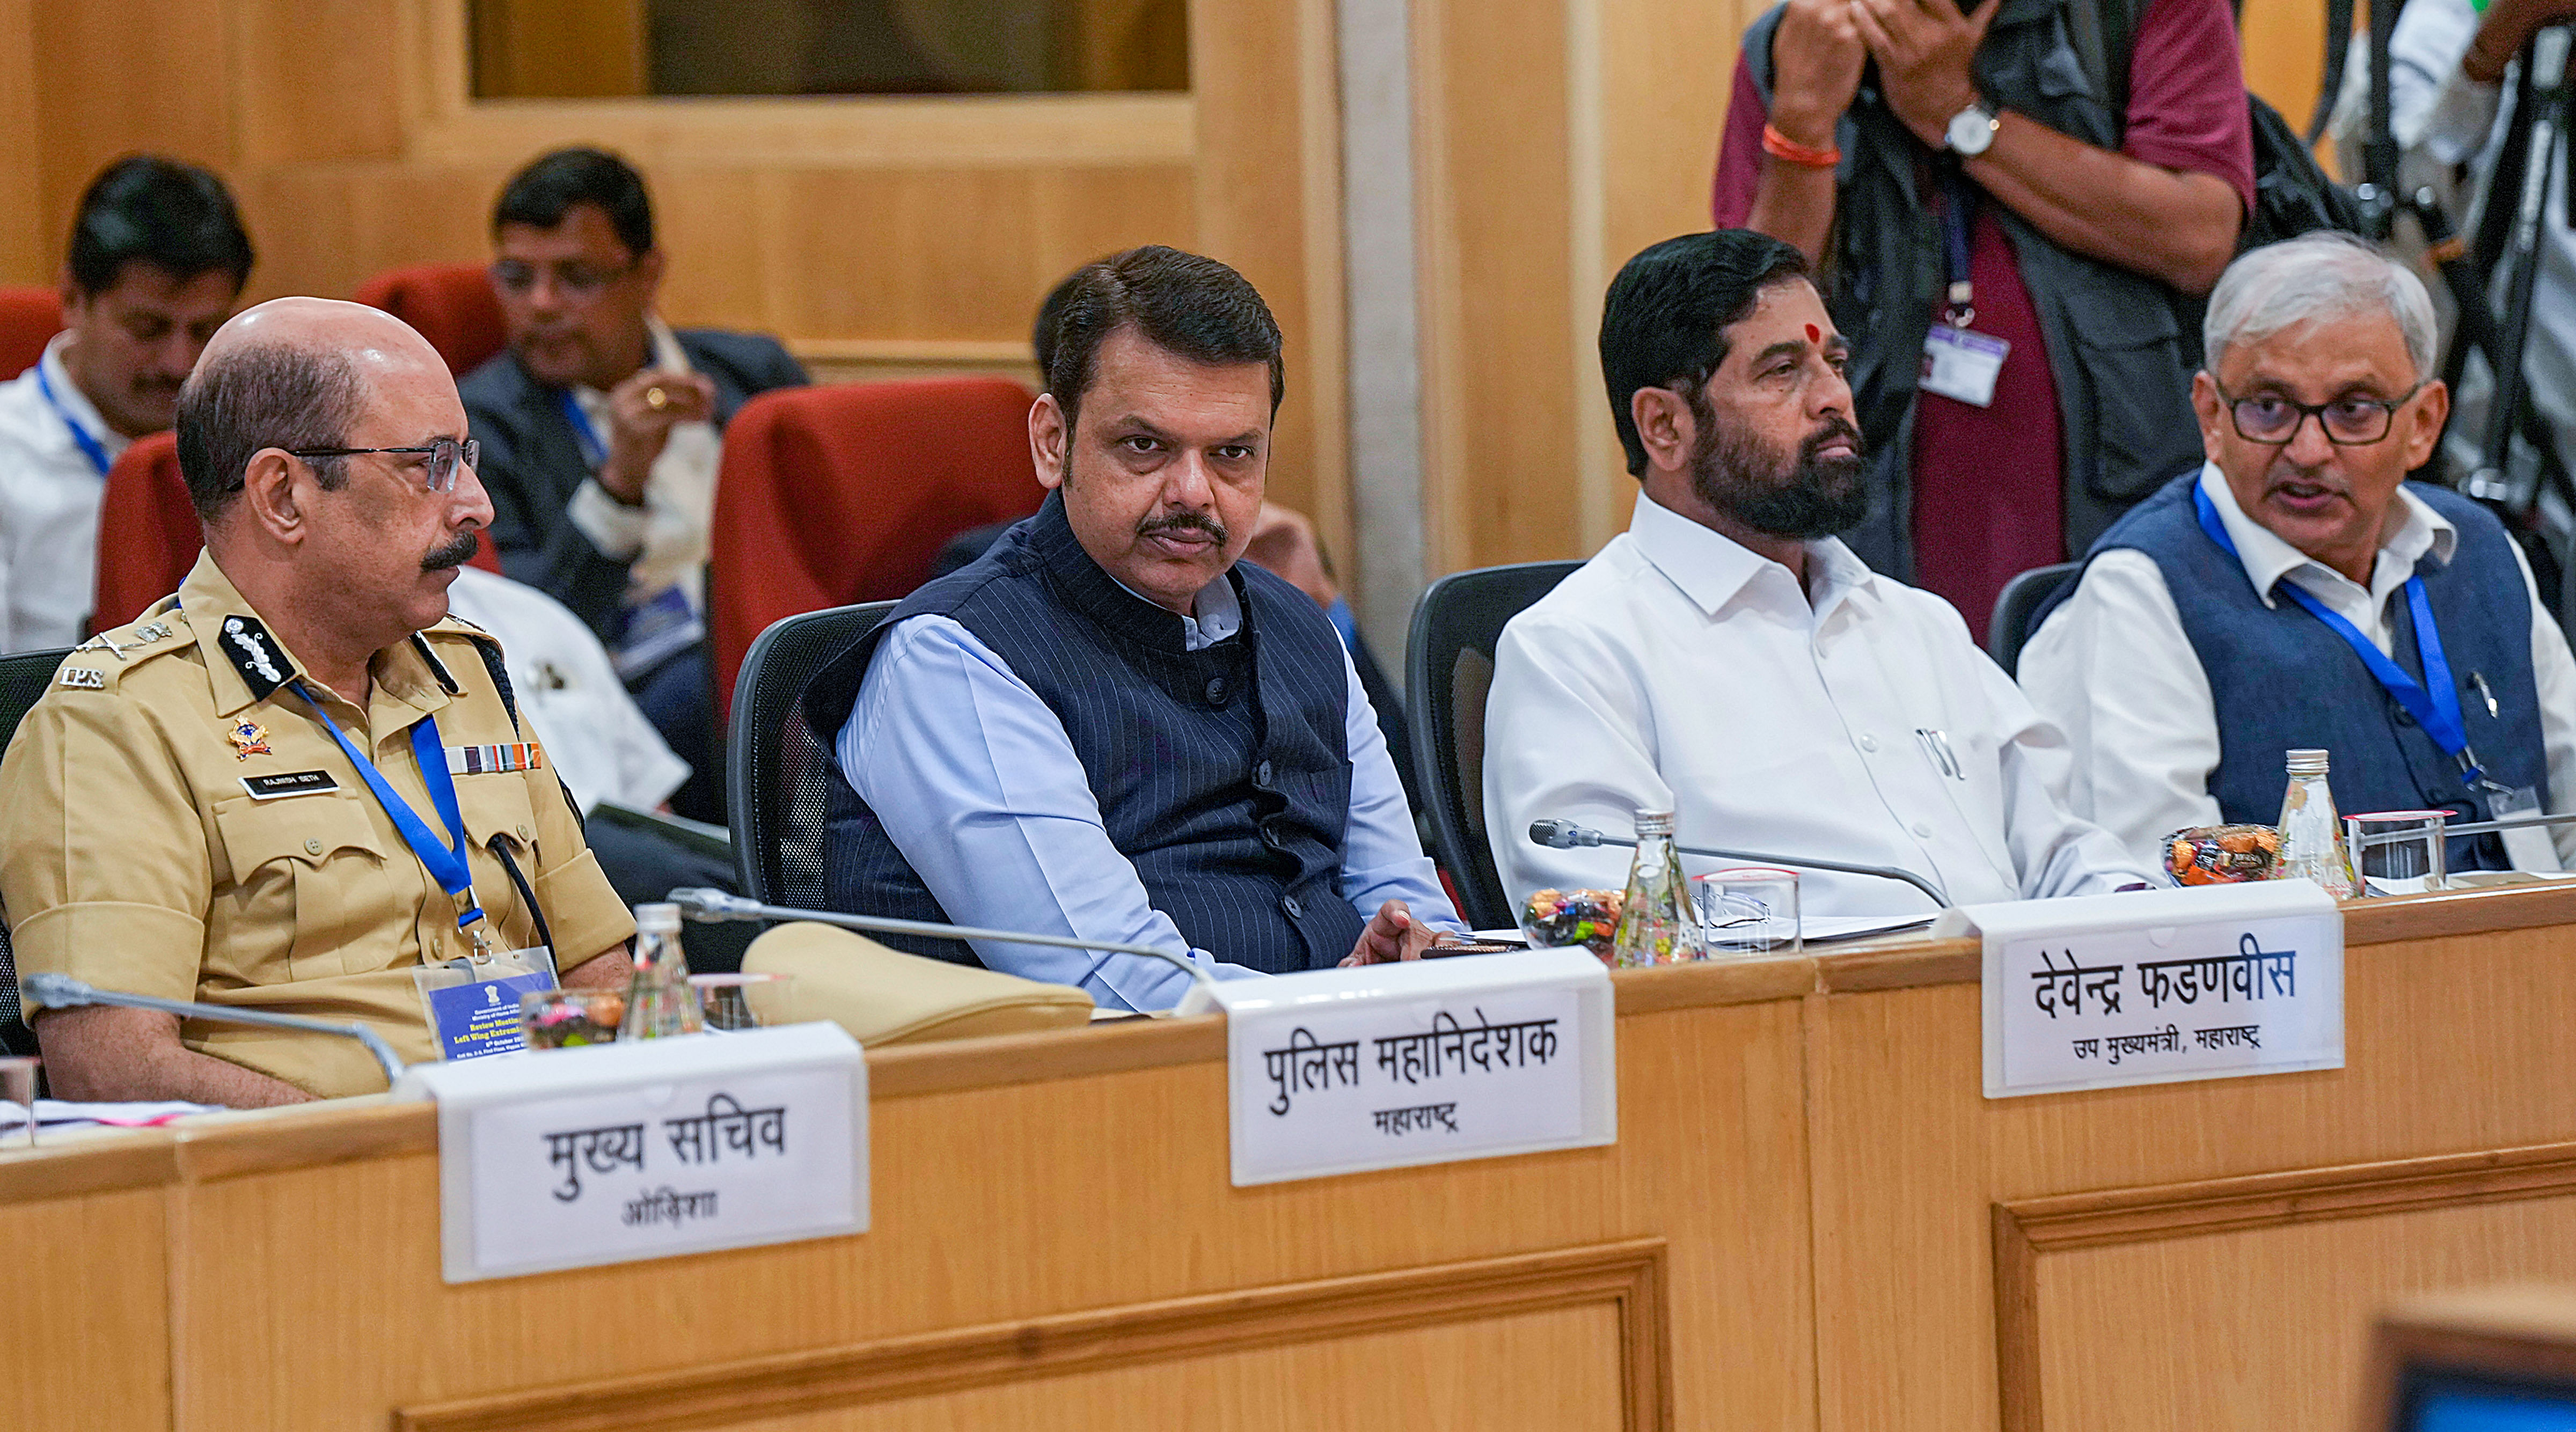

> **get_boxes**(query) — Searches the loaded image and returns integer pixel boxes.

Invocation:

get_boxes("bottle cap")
[2286,748,2331,775]
[1633,810,1675,838]
[634,902,682,933]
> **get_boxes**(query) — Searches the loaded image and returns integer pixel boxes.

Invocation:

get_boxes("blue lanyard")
[1940,169,1976,323]
[2193,483,2482,779]
[554,389,606,468]
[293,684,491,941]
[34,362,112,478]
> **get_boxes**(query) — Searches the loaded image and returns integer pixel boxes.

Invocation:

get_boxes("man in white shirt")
[1484,230,2148,917]
[2021,232,2576,876]
[0,157,250,651]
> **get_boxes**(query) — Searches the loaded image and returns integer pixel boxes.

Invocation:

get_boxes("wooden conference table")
[8,883,2576,1431]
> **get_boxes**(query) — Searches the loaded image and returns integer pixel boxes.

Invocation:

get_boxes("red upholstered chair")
[95,431,501,630]
[94,432,195,629]
[354,263,508,377]
[709,377,1044,723]
[0,286,61,379]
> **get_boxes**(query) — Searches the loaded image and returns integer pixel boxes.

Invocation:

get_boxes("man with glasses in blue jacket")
[2020,232,2576,878]
[460,147,806,820]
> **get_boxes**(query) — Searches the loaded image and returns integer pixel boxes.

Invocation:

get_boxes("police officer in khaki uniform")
[0,297,635,1104]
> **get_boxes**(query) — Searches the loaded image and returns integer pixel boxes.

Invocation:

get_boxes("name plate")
[1196,948,1615,1187]
[1938,880,2345,1099]
[392,1022,868,1282]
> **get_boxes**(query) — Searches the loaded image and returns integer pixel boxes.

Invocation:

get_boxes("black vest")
[2033,474,2548,872]
[1744,0,2206,576]
[803,492,1366,972]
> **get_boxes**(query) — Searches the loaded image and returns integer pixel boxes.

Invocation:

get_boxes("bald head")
[177,298,447,522]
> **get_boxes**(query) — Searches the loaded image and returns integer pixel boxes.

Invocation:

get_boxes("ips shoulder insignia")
[56,666,105,690]
[216,614,292,701]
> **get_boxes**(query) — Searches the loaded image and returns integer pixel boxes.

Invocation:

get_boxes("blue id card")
[416,949,559,1060]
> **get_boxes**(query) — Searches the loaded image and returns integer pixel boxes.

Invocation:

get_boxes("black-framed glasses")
[2218,382,2424,446]
[488,258,634,301]
[286,438,479,493]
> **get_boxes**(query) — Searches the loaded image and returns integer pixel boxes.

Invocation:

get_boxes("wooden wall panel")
[2028,1195,2576,1432]
[1806,921,2576,1432]
[0,0,42,284]
[1414,0,1584,576]
[0,1186,171,1430]
[147,991,1806,1427]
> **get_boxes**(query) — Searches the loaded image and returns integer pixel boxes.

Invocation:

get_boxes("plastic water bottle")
[1611,810,1706,966]
[619,903,705,1039]
[2275,749,2358,899]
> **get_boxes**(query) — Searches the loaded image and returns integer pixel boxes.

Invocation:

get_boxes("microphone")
[1527,819,1949,908]
[25,973,409,1088]
[662,888,1219,1001]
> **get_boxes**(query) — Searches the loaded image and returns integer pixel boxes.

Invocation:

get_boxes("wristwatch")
[1945,98,2000,157]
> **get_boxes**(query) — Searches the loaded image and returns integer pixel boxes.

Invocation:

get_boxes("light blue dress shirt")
[836,572,1462,1011]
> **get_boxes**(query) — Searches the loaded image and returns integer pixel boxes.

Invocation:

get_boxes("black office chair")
[725,603,898,908]
[0,647,75,1058]
[1406,562,1581,931]
[1986,560,2083,678]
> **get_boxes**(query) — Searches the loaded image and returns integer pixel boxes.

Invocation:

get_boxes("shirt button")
[1205,677,1230,704]
[1255,759,1275,788]
[1858,734,1879,752]
[304,838,324,855]
[517,823,532,840]
[1281,894,1304,919]
[1261,826,1286,849]
[1912,823,1934,840]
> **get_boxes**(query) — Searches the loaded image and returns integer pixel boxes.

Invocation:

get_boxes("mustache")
[1801,414,1862,462]
[1137,512,1229,545]
[422,530,481,572]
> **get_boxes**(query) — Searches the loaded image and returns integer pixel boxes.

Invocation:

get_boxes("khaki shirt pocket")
[211,792,392,983]
[456,773,544,953]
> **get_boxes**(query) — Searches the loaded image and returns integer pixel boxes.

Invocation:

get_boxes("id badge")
[414,946,560,1060]
[1920,326,2009,408]
[2488,784,2562,872]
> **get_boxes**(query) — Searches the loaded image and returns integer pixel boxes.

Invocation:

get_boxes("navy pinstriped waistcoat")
[805,491,1365,971]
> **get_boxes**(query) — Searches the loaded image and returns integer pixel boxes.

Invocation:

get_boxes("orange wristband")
[1762,122,1841,170]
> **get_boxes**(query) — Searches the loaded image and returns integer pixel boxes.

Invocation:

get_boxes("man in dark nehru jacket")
[0,299,636,1104]
[806,245,1463,1011]
[462,146,806,820]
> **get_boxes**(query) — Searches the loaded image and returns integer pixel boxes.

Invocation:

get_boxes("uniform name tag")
[448,743,544,776]
[1921,325,2009,408]
[241,770,341,801]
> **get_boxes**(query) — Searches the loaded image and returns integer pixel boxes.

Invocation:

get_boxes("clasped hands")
[1769,0,2003,154]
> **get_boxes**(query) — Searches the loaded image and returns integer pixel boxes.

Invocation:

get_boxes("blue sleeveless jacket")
[2035,472,2546,871]
[802,491,1365,971]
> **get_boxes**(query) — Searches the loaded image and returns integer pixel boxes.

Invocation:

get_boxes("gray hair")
[2201,231,2438,381]
[174,341,364,521]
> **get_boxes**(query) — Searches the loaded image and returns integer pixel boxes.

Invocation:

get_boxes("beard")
[422,528,481,572]
[1687,395,1869,541]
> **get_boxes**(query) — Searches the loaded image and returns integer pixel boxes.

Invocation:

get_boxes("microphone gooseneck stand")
[1525,820,1949,909]
[662,887,1219,999]
[24,972,410,1087]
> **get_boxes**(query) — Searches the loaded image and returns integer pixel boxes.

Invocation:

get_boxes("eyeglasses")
[489,258,634,302]
[2218,382,2424,446]
[286,438,480,493]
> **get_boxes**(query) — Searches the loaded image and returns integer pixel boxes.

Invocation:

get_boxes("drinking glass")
[1691,868,1802,957]
[687,973,796,1031]
[0,1056,40,1149]
[2345,810,2449,892]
